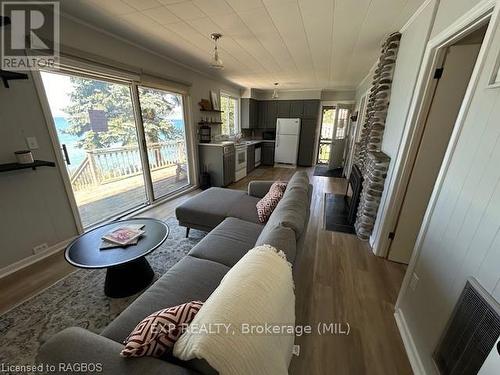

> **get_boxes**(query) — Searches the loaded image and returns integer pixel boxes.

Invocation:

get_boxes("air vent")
[434,279,500,374]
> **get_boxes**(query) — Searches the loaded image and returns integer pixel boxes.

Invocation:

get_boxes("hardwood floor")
[0,165,411,374]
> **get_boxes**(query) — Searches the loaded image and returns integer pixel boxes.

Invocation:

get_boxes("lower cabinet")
[262,143,275,165]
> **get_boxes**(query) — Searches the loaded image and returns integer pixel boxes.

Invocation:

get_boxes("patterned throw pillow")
[256,182,287,223]
[121,300,203,358]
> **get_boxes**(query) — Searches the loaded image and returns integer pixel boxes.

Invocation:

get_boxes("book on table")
[100,224,145,250]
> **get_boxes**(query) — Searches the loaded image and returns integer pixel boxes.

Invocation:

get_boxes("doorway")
[387,25,487,264]
[40,70,190,228]
[316,105,350,168]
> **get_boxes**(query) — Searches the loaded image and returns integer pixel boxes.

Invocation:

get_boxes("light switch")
[26,136,39,149]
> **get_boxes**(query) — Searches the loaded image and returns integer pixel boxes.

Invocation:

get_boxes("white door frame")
[372,0,496,259]
[392,2,498,372]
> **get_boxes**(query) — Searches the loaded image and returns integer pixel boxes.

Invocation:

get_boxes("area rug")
[0,217,205,366]
[313,165,344,178]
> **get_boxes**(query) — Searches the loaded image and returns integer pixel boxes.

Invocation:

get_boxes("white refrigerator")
[274,118,301,165]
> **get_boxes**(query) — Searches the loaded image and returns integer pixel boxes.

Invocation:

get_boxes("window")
[220,93,239,135]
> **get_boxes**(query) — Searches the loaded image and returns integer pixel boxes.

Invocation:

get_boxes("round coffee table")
[65,218,169,298]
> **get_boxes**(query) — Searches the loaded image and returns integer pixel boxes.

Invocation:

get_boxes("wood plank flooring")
[0,166,411,374]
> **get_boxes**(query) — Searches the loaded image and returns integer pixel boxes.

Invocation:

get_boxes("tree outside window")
[220,94,239,136]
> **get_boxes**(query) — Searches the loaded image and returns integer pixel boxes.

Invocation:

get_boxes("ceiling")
[60,0,426,91]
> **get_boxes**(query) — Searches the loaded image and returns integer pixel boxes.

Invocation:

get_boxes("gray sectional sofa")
[37,171,312,375]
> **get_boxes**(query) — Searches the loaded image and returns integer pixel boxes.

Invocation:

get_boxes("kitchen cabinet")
[262,142,275,165]
[277,101,291,117]
[303,100,320,118]
[241,98,258,129]
[199,145,235,187]
[267,101,278,128]
[258,101,267,128]
[246,144,255,173]
[290,101,304,117]
[297,118,318,166]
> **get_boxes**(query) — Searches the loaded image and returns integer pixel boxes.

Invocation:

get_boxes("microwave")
[262,131,275,140]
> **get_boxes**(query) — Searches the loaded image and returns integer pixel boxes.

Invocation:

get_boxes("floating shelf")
[200,109,223,113]
[0,160,56,173]
[198,121,223,125]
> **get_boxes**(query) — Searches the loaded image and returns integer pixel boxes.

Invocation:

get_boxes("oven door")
[236,148,247,170]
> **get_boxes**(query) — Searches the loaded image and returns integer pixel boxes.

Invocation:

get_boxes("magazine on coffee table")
[100,224,145,250]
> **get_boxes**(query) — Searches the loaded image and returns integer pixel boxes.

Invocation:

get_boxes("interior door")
[387,43,481,264]
[328,106,350,169]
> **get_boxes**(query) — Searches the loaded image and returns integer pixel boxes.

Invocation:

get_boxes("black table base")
[104,257,154,298]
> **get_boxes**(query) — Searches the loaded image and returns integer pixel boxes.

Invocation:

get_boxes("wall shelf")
[198,121,223,125]
[200,109,223,113]
[0,160,56,173]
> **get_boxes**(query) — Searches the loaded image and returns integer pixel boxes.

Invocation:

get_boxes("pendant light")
[209,33,224,70]
[272,82,279,99]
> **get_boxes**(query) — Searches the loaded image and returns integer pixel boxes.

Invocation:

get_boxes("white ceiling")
[61,0,426,90]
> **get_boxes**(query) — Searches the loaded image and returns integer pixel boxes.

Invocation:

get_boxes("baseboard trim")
[394,308,426,375]
[0,237,75,279]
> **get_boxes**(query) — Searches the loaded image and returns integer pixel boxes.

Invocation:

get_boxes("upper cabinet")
[241,98,259,129]
[277,101,291,117]
[241,99,320,129]
[290,101,304,117]
[303,100,320,118]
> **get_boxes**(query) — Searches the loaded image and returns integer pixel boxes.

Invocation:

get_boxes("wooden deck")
[75,166,188,227]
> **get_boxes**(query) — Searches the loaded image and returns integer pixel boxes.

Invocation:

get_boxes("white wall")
[0,14,242,271]
[370,0,439,251]
[0,72,79,269]
[398,5,500,372]
[431,0,484,37]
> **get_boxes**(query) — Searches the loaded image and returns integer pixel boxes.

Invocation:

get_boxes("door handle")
[61,144,71,165]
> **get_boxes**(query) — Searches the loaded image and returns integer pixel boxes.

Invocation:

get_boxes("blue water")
[54,117,185,172]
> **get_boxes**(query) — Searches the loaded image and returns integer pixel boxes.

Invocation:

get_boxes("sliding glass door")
[40,71,191,228]
[41,71,147,227]
[138,86,189,200]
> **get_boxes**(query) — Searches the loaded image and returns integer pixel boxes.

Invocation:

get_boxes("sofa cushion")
[175,188,247,231]
[226,194,261,224]
[255,224,296,263]
[256,182,287,223]
[188,218,263,267]
[267,186,309,239]
[286,171,309,193]
[101,256,230,344]
[121,301,203,358]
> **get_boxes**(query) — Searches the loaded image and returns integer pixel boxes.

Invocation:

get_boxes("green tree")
[63,77,182,150]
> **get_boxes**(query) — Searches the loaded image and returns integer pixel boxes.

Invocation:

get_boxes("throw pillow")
[256,181,287,223]
[121,300,203,358]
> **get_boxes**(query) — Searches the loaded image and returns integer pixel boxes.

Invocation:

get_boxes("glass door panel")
[317,107,336,164]
[41,71,148,228]
[137,86,189,200]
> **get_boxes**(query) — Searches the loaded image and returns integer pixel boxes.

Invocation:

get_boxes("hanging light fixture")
[209,33,224,70]
[272,82,279,99]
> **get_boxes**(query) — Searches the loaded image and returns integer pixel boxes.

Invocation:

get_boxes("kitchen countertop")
[198,139,275,147]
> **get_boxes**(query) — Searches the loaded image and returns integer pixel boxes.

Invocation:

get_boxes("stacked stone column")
[354,152,390,240]
[353,32,401,240]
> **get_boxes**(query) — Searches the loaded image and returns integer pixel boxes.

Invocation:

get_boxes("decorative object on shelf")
[353,31,401,241]
[14,150,34,164]
[210,90,219,110]
[199,125,211,143]
[209,33,224,70]
[198,99,212,111]
[272,82,279,99]
[0,160,55,173]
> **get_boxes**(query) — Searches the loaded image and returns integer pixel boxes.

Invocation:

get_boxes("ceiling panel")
[61,0,427,90]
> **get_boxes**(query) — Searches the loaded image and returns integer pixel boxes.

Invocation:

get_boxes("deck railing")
[70,140,186,191]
